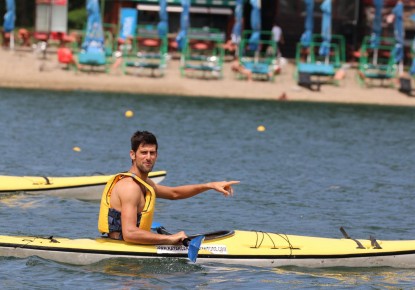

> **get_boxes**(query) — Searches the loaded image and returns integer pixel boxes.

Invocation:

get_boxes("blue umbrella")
[370,0,383,49]
[410,14,415,75]
[248,0,261,51]
[300,0,314,47]
[231,0,243,44]
[157,0,168,38]
[176,0,190,51]
[82,0,104,52]
[318,0,331,57]
[3,0,15,33]
[392,1,404,64]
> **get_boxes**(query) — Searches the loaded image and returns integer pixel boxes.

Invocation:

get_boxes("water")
[0,88,415,289]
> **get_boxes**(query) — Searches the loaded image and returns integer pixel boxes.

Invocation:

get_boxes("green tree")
[68,8,87,30]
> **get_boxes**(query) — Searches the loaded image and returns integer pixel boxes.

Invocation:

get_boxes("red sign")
[54,0,67,5]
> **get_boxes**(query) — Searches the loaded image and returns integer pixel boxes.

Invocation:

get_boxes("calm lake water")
[0,88,415,289]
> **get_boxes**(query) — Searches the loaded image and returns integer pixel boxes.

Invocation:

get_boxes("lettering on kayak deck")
[157,245,228,255]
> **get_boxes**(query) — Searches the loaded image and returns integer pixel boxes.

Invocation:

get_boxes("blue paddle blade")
[187,235,205,263]
[151,221,162,231]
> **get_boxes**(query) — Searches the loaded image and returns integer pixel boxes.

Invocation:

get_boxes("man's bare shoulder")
[113,176,143,198]
[114,175,137,187]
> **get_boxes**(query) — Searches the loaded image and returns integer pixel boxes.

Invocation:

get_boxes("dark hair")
[131,131,158,151]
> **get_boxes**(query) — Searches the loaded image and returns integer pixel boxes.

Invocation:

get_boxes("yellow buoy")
[125,110,134,118]
[73,146,81,152]
[257,125,266,132]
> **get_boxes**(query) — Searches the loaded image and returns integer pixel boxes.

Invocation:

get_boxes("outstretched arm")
[154,180,240,200]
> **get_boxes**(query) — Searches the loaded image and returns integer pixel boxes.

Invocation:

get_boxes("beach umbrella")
[3,0,15,49]
[82,0,104,51]
[370,0,383,49]
[300,0,314,47]
[231,0,243,44]
[318,0,331,57]
[392,1,404,65]
[409,14,415,75]
[248,0,261,51]
[157,0,168,38]
[3,0,15,33]
[370,0,383,65]
[176,0,190,51]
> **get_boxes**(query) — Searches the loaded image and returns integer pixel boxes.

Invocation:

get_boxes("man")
[231,58,253,81]
[271,20,284,58]
[98,130,239,245]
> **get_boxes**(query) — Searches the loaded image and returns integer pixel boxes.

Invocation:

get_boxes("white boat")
[0,171,166,200]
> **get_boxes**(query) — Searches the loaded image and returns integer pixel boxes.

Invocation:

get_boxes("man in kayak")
[98,130,239,245]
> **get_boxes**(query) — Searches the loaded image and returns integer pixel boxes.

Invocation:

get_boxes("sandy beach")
[1,47,415,107]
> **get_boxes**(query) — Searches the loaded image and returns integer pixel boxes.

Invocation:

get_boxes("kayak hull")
[1,230,414,268]
[2,247,415,268]
[0,171,166,200]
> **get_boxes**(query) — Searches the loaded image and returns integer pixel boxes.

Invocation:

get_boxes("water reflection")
[84,258,203,277]
[271,267,415,288]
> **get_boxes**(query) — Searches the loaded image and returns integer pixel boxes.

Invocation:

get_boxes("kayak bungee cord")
[20,235,59,248]
[251,231,297,255]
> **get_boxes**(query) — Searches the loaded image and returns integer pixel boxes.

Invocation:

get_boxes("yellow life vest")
[98,172,156,234]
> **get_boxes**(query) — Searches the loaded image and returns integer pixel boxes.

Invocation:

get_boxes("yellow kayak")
[0,228,414,268]
[0,171,166,200]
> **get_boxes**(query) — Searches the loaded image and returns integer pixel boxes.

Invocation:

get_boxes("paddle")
[153,224,205,263]
[151,221,163,231]
[183,235,205,263]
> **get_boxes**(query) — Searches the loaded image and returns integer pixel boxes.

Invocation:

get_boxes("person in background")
[231,57,253,81]
[223,39,238,56]
[17,29,31,47]
[98,130,239,245]
[271,20,284,58]
[269,20,286,76]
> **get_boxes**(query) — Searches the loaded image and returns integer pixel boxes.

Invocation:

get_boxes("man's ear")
[129,150,135,160]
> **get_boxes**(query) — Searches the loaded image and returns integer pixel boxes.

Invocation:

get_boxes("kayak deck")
[0,230,414,268]
[0,171,166,200]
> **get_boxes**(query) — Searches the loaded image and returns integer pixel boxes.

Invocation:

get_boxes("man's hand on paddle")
[208,180,240,197]
[168,231,188,245]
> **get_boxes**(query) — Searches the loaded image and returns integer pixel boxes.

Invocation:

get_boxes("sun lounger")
[179,28,225,79]
[237,30,278,82]
[357,36,396,87]
[295,34,345,87]
[122,25,168,77]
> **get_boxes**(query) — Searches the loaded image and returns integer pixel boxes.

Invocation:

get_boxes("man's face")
[131,143,157,174]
